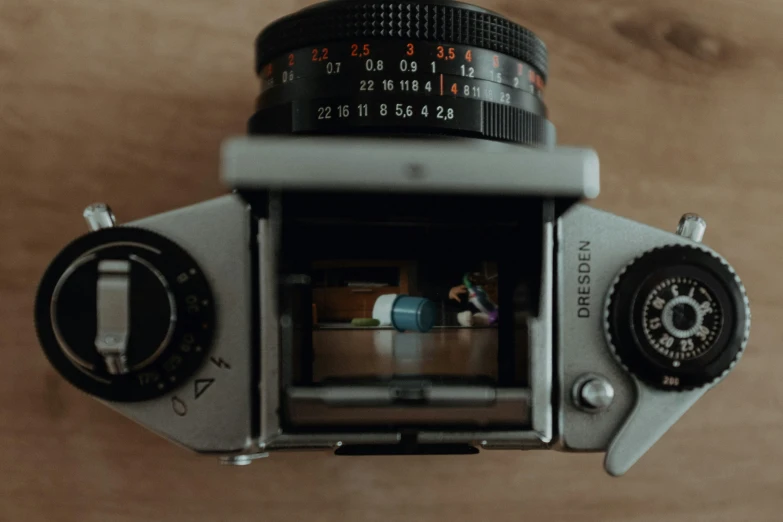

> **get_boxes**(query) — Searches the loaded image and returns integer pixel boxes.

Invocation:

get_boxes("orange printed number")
[528,70,544,90]
[451,83,458,95]
[288,53,295,66]
[465,50,472,62]
[407,43,415,56]
[437,46,456,60]
[351,43,371,57]
[493,55,500,68]
[312,48,328,61]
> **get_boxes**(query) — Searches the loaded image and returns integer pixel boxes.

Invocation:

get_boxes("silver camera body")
[35,135,749,476]
[34,0,750,476]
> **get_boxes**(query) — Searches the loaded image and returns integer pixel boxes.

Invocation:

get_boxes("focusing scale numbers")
[260,40,545,101]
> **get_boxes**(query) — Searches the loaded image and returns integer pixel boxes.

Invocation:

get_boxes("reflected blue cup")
[390,296,436,333]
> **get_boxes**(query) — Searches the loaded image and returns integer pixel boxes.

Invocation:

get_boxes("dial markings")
[641,276,723,361]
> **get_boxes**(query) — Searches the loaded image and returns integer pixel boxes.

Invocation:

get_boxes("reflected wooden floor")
[312,327,498,380]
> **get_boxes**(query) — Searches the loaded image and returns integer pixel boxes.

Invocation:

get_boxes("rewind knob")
[605,244,749,391]
[35,224,215,402]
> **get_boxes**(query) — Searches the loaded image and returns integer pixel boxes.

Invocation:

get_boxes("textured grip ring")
[255,0,548,80]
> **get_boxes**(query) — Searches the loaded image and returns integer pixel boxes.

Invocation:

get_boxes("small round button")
[35,227,215,402]
[572,374,614,412]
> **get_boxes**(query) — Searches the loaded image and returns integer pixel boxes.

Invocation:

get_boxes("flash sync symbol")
[210,357,231,370]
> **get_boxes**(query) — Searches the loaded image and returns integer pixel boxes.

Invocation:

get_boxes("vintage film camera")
[34,0,750,475]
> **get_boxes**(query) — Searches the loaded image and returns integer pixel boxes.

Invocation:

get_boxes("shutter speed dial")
[605,245,749,391]
[35,227,215,402]
[641,276,722,362]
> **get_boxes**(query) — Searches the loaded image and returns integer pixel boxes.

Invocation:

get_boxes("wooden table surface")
[2,0,782,520]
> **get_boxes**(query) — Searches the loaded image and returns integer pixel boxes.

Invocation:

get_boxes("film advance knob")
[605,245,750,391]
[35,225,215,402]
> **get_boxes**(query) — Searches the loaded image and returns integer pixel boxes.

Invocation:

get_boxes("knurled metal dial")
[255,0,548,79]
[604,244,750,391]
[35,227,215,402]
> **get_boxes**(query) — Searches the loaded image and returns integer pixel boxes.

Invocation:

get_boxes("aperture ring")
[248,97,551,146]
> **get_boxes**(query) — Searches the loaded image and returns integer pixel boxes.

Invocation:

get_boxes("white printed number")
[338,105,349,118]
[463,85,481,98]
[317,106,332,120]
[365,59,384,72]
[326,62,341,75]
[281,70,294,83]
[500,93,511,104]
[663,376,680,387]
[399,59,418,73]
[697,325,710,341]
[400,80,419,91]
[395,104,414,118]
[436,106,455,120]
[360,80,374,91]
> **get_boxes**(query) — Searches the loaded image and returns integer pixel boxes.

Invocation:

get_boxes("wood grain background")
[2,0,782,520]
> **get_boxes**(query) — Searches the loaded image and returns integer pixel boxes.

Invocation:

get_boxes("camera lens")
[250,0,551,146]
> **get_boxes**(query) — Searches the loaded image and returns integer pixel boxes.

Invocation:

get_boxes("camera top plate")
[220,136,600,199]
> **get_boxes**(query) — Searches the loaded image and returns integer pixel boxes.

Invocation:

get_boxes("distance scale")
[251,42,550,144]
[260,40,547,97]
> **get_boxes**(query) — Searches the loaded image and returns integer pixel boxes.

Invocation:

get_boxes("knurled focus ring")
[255,0,548,80]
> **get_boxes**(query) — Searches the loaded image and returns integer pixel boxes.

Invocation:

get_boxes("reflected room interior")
[310,259,500,381]
[276,193,544,430]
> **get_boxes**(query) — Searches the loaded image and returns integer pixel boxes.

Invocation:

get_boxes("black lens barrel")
[250,0,552,145]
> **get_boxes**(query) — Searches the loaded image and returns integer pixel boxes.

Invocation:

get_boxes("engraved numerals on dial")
[641,276,723,365]
[35,227,216,402]
[605,245,749,391]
